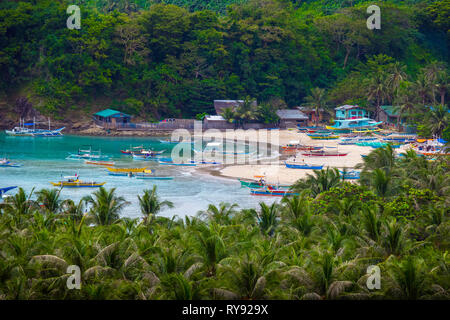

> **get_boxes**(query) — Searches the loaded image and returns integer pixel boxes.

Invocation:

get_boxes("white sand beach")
[210,129,377,185]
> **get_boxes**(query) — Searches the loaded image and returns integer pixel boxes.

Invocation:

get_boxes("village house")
[213,100,257,115]
[93,109,131,128]
[379,105,405,127]
[276,109,308,128]
[335,105,368,119]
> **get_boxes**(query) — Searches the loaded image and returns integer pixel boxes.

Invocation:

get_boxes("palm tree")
[137,186,173,224]
[192,226,227,277]
[414,74,431,106]
[36,188,62,213]
[1,187,37,216]
[428,105,449,138]
[83,187,128,225]
[370,168,392,198]
[387,257,428,299]
[366,72,390,121]
[304,87,328,126]
[386,61,407,101]
[235,96,257,128]
[382,219,407,257]
[435,70,448,106]
[256,202,279,236]
[291,168,342,197]
[197,202,238,225]
[220,107,236,125]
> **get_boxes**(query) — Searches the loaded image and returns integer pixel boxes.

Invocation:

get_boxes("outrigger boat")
[250,186,299,197]
[307,133,339,140]
[50,175,105,188]
[301,150,348,157]
[0,158,23,167]
[66,146,109,161]
[84,160,115,166]
[5,118,64,137]
[285,161,324,169]
[0,186,17,199]
[339,170,361,180]
[107,167,148,173]
[158,159,197,166]
[238,176,290,189]
[121,146,144,154]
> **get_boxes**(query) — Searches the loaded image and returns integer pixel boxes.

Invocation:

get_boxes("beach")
[204,129,376,185]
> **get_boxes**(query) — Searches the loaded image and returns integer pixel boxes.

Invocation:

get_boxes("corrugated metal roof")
[94,109,130,118]
[205,115,225,121]
[335,105,360,111]
[276,109,308,120]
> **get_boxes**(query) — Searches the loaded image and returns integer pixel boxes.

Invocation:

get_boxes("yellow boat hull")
[107,167,148,173]
[50,181,106,187]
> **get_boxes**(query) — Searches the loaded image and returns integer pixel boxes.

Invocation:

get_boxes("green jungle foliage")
[0,0,448,120]
[0,146,448,299]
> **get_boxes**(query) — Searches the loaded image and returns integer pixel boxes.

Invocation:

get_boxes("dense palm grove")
[0,0,448,124]
[0,146,448,299]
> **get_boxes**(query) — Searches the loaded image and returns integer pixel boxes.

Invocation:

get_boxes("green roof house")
[380,106,405,126]
[93,109,131,127]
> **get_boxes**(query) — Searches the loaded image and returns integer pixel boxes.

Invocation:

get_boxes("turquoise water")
[0,134,276,218]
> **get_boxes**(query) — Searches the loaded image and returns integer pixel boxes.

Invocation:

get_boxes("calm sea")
[0,134,277,218]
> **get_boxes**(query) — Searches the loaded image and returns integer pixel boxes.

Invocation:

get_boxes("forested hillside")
[0,0,448,121]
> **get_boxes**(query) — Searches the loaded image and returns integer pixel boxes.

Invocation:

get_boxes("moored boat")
[84,160,115,166]
[250,187,299,197]
[301,150,348,157]
[0,186,17,198]
[285,161,324,169]
[107,167,148,173]
[0,158,23,167]
[50,176,105,188]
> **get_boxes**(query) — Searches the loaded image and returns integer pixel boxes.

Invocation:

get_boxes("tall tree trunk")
[441,91,445,106]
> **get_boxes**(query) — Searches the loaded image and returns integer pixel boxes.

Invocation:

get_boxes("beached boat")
[239,178,290,189]
[301,150,348,157]
[307,133,339,140]
[285,161,324,169]
[339,136,377,145]
[50,176,105,188]
[107,167,148,173]
[412,139,449,156]
[84,160,115,166]
[250,187,299,197]
[339,170,361,180]
[351,128,382,133]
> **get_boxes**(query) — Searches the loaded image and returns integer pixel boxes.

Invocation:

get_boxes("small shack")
[213,100,257,115]
[380,106,405,127]
[276,109,308,129]
[93,109,131,128]
[203,115,234,130]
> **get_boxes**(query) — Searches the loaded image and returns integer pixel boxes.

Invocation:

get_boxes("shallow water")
[0,134,277,218]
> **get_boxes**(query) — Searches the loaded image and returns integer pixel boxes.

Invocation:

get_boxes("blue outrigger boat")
[0,186,17,198]
[339,170,361,180]
[285,161,324,169]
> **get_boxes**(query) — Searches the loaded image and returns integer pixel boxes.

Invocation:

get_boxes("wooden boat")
[285,161,324,169]
[50,176,105,188]
[238,179,290,189]
[310,136,339,140]
[120,145,144,154]
[301,150,348,157]
[339,170,361,180]
[158,161,197,167]
[107,167,148,173]
[250,187,299,197]
[0,158,23,167]
[84,160,115,166]
[352,128,382,133]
